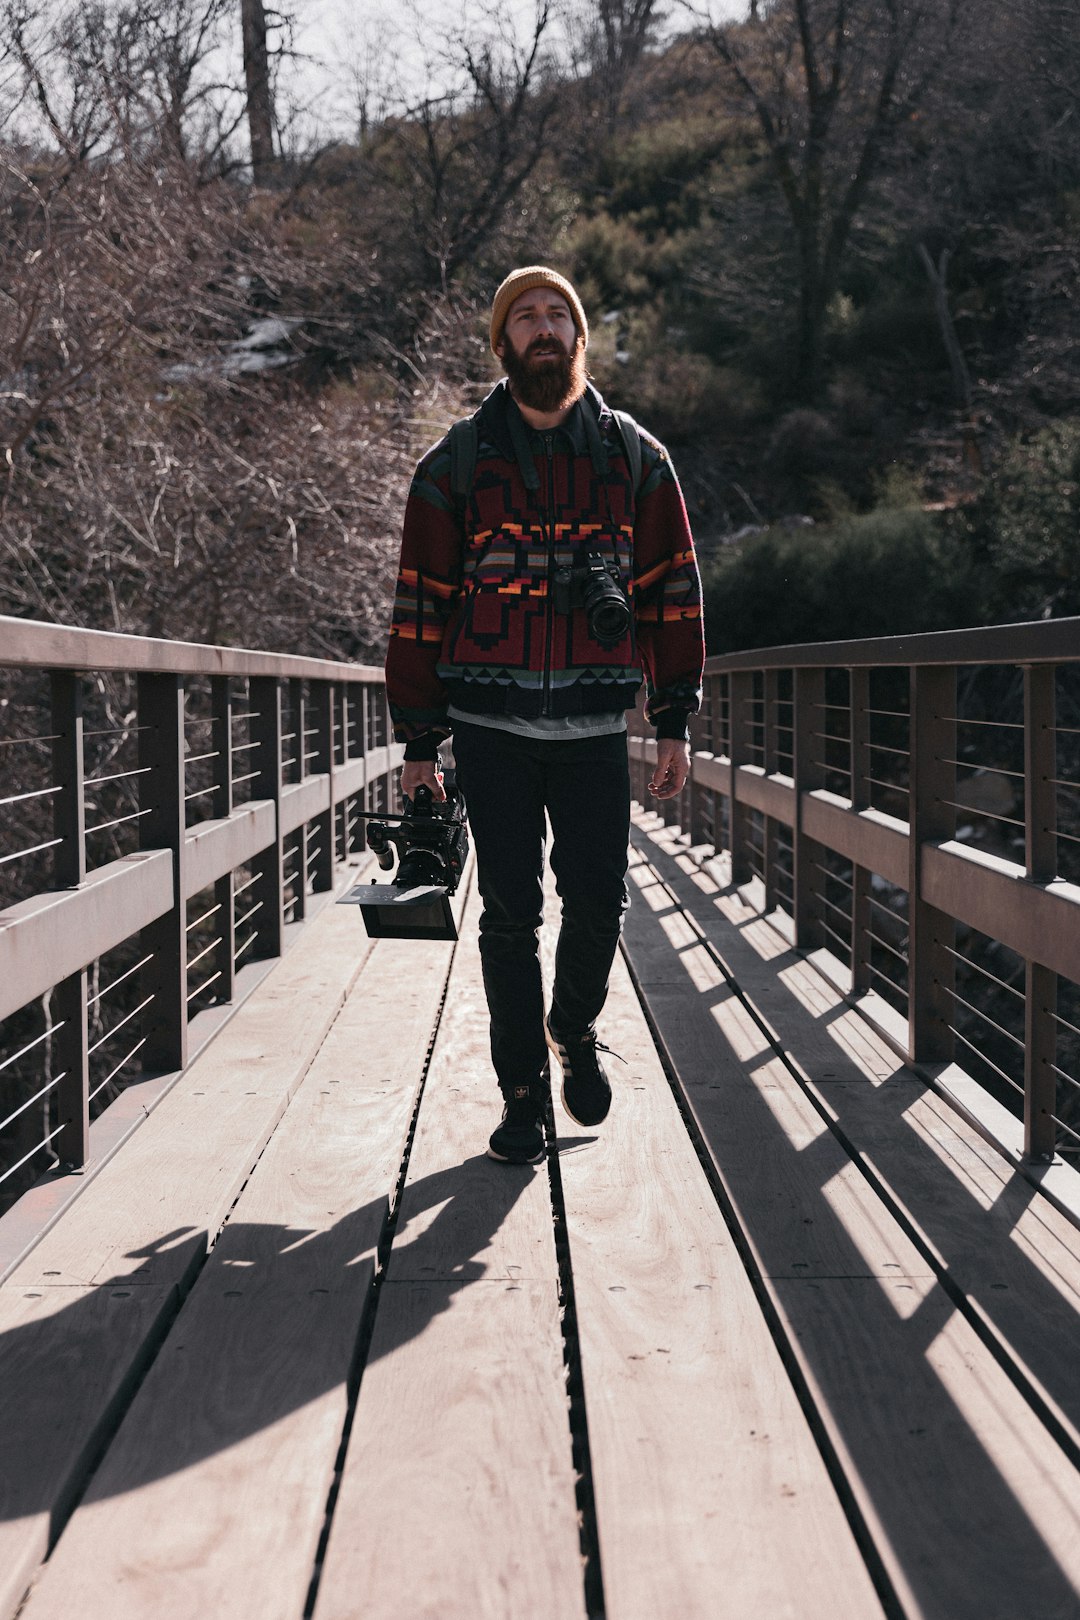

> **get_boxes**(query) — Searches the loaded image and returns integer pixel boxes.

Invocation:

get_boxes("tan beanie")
[490,266,588,355]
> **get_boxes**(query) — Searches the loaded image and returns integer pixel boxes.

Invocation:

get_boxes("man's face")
[497,289,586,412]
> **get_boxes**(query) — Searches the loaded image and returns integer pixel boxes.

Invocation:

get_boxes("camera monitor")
[339,880,457,941]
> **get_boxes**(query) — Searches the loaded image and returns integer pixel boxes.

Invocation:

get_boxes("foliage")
[979,421,1080,620]
[702,504,979,654]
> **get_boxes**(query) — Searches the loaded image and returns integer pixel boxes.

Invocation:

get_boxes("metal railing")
[628,618,1080,1168]
[0,616,399,1212]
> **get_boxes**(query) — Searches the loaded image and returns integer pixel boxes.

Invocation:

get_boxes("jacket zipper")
[541,431,555,717]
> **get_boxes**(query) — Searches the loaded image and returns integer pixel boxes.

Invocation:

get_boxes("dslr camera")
[552,549,631,647]
[339,781,469,940]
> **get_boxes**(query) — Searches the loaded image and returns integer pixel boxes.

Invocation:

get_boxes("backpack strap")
[448,414,479,503]
[612,407,643,496]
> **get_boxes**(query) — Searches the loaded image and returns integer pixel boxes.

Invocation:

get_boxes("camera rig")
[337,783,468,941]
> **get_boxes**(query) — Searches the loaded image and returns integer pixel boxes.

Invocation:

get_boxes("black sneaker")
[545,1019,616,1128]
[487,1082,546,1165]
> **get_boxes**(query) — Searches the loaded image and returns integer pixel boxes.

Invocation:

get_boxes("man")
[385,265,704,1165]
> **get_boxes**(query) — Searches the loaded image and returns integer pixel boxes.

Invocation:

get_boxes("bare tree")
[371,3,559,293]
[704,0,968,400]
[241,0,274,182]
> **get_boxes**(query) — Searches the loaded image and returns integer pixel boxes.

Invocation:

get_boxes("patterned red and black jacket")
[385,382,704,758]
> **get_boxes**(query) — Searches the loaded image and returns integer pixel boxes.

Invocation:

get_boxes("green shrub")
[702,504,979,654]
[982,420,1080,618]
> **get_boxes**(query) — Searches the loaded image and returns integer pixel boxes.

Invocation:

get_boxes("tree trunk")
[241,0,275,185]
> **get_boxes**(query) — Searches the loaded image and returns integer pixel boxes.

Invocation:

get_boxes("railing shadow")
[0,1151,539,1524]
[626,821,1080,1618]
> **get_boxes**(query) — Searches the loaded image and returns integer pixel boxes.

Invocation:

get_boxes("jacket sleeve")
[384,440,462,757]
[631,433,705,740]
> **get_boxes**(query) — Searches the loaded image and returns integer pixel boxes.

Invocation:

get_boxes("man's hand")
[648,738,690,800]
[401,760,446,802]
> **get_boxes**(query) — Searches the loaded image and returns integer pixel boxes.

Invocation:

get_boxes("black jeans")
[451,720,631,1092]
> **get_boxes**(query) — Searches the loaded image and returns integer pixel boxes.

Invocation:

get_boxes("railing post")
[50,671,89,1167]
[138,672,188,1073]
[250,676,284,959]
[311,680,336,894]
[762,668,779,913]
[688,705,708,846]
[211,675,235,1005]
[1024,663,1057,1160]
[728,670,753,885]
[288,679,306,923]
[908,665,956,1065]
[793,667,826,949]
[850,667,872,996]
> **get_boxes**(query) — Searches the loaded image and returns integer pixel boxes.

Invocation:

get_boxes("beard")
[501,330,588,413]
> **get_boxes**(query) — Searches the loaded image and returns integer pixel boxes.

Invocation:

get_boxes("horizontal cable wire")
[187,901,222,934]
[89,1038,147,1101]
[1050,1115,1080,1146]
[943,759,1025,780]
[187,970,222,1004]
[0,1125,65,1186]
[90,954,153,1006]
[186,936,220,973]
[945,715,1022,729]
[0,784,60,808]
[0,835,63,865]
[1,1023,66,1075]
[948,1026,1023,1093]
[85,807,152,836]
[0,1069,67,1135]
[939,942,1023,999]
[0,732,61,747]
[866,960,908,998]
[868,928,908,965]
[235,899,264,931]
[87,993,154,1058]
[867,891,907,918]
[943,986,1025,1050]
[84,765,151,788]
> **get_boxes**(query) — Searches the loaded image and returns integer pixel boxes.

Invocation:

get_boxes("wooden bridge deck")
[3,809,1080,1620]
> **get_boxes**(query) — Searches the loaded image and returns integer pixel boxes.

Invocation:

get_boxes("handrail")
[629,616,1080,1180]
[0,616,396,1218]
[703,614,1080,670]
[0,614,383,681]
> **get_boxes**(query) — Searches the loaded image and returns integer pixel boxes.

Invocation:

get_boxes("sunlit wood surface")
[3,812,1080,1620]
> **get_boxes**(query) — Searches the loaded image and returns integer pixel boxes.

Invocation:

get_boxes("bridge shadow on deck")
[3,831,1080,1619]
[622,821,1080,1618]
[0,1151,544,1527]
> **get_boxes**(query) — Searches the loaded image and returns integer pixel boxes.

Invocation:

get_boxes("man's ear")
[494,337,505,359]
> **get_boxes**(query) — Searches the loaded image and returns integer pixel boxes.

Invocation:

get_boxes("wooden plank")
[314,893,586,1620]
[634,818,1080,1457]
[15,932,456,1620]
[0,900,382,1620]
[543,895,884,1620]
[769,1276,1080,1620]
[0,1284,177,1620]
[627,820,1080,1616]
[12,901,377,1288]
